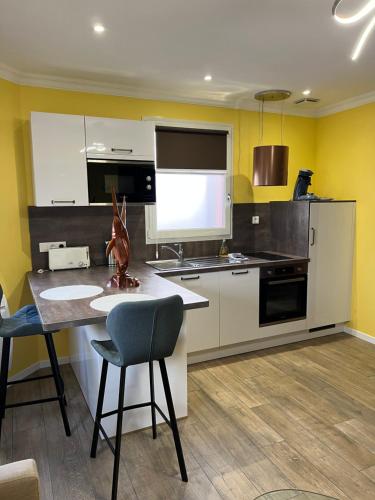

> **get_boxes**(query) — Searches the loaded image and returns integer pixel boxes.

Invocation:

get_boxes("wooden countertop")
[28,263,209,332]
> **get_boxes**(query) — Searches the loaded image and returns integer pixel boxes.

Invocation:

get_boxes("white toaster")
[48,246,90,271]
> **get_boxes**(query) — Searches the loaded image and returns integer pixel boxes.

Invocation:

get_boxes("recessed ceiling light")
[204,74,212,81]
[93,23,105,34]
[302,89,311,96]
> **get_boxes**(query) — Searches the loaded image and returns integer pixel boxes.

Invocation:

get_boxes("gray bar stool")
[0,285,70,441]
[90,294,188,500]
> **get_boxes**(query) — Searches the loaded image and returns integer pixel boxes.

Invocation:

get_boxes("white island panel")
[69,313,187,437]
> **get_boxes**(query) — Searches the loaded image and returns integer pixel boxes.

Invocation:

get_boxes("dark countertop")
[28,253,309,332]
[27,262,209,332]
[154,252,309,278]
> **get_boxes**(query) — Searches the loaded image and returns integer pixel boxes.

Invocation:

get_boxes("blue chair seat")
[0,295,71,440]
[0,305,43,338]
[91,340,122,367]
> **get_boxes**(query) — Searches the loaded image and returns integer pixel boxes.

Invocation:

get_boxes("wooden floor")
[1,333,375,499]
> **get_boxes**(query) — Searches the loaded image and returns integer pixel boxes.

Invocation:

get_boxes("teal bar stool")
[90,294,188,500]
[0,285,70,440]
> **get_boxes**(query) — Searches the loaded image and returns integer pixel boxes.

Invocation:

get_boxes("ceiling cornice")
[316,89,375,117]
[0,62,316,117]
[1,61,374,118]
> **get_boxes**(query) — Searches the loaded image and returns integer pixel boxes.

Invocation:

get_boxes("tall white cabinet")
[31,112,88,206]
[307,202,355,329]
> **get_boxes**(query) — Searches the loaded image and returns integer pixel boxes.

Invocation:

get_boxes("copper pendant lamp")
[253,89,291,186]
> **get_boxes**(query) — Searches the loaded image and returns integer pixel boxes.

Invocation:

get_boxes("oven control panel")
[260,262,307,279]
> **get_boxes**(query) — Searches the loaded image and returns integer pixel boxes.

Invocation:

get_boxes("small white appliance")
[48,246,90,271]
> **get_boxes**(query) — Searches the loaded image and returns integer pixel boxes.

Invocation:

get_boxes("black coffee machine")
[293,169,325,201]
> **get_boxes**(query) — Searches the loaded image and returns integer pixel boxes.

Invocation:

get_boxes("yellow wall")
[316,103,375,338]
[1,78,317,375]
[0,79,39,374]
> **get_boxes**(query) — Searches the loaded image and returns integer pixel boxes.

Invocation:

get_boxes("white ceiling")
[1,0,375,115]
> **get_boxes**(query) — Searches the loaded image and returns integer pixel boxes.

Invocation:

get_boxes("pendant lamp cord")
[259,100,264,145]
[281,100,285,145]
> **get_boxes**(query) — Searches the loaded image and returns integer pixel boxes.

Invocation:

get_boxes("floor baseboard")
[9,356,70,382]
[344,326,375,345]
[187,325,344,365]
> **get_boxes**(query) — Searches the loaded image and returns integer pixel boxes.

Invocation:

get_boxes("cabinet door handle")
[51,200,76,205]
[181,275,200,281]
[232,270,249,275]
[111,148,133,154]
[310,227,316,246]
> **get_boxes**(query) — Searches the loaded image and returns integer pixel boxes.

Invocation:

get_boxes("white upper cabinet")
[219,268,260,346]
[31,112,88,207]
[85,116,155,160]
[307,202,355,329]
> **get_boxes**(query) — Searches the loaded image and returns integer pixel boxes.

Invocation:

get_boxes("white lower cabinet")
[219,268,260,346]
[167,267,260,352]
[167,273,220,352]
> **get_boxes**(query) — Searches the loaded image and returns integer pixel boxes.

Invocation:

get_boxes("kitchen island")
[28,263,208,437]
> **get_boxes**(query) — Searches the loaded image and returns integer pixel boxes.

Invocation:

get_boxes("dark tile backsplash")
[28,202,307,270]
[28,205,154,270]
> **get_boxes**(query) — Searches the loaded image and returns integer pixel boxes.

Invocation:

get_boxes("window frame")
[145,119,233,244]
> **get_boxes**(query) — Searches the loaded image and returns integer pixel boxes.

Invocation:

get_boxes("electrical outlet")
[252,216,260,225]
[39,241,67,253]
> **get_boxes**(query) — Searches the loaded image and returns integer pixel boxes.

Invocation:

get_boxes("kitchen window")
[145,121,232,243]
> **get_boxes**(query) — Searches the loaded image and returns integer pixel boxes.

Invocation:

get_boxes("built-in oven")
[259,262,307,326]
[87,158,156,204]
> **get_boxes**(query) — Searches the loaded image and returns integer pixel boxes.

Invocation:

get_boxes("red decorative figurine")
[106,188,139,288]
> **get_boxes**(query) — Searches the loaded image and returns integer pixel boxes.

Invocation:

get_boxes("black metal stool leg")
[112,366,126,500]
[0,338,11,438]
[59,375,67,406]
[90,359,108,458]
[159,359,188,482]
[44,333,71,436]
[149,361,157,439]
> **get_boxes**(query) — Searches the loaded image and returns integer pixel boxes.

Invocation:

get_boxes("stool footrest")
[101,401,151,419]
[7,374,54,386]
[99,401,171,432]
[5,396,60,409]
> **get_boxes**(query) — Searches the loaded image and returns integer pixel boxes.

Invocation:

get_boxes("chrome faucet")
[161,243,184,263]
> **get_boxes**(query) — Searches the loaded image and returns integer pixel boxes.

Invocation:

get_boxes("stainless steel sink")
[185,256,234,267]
[147,255,250,271]
[146,259,195,271]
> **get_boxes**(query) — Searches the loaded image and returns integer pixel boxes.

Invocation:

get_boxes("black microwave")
[87,158,156,204]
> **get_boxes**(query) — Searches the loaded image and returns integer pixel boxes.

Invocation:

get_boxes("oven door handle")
[268,277,306,285]
[111,147,133,154]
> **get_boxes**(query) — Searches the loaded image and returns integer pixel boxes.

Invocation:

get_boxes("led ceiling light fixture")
[332,0,375,60]
[332,0,375,24]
